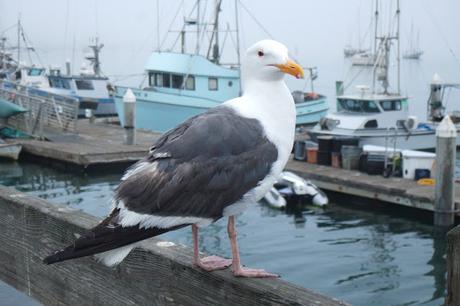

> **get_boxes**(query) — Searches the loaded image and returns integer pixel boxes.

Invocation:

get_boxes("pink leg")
[227,216,279,278]
[192,224,232,271]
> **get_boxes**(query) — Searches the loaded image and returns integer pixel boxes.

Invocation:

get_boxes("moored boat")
[0,140,21,160]
[114,1,328,133]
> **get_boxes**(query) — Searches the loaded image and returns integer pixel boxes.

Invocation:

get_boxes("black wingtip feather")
[43,223,189,265]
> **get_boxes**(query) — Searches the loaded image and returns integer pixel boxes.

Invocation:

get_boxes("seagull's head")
[242,39,304,82]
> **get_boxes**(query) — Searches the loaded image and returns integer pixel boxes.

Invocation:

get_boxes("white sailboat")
[403,24,423,60]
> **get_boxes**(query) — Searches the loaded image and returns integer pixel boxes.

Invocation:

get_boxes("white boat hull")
[309,127,460,150]
[0,143,22,160]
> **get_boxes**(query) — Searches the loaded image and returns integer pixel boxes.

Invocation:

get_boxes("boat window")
[148,73,155,86]
[185,76,195,90]
[163,73,171,88]
[75,80,94,90]
[49,78,71,89]
[208,77,218,91]
[154,73,163,87]
[172,74,184,89]
[28,68,44,76]
[364,119,378,128]
[338,99,380,113]
[228,81,233,87]
[380,100,402,111]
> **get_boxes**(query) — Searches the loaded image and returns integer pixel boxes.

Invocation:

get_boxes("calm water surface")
[0,159,454,306]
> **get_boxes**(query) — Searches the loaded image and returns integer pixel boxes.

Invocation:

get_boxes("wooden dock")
[13,119,160,168]
[0,186,348,306]
[286,161,460,216]
[7,119,460,215]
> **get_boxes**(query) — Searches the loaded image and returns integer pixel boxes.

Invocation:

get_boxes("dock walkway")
[9,120,460,214]
[14,119,160,167]
[287,161,460,215]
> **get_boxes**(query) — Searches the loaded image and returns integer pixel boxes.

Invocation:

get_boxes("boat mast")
[17,17,20,67]
[195,0,200,54]
[156,0,160,51]
[234,0,242,93]
[0,37,6,70]
[372,0,378,93]
[396,0,400,94]
[213,0,222,64]
[88,37,104,76]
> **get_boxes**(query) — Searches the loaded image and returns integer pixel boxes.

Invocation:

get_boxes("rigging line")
[237,0,273,39]
[421,0,460,71]
[0,23,18,34]
[20,23,44,67]
[196,0,210,55]
[160,0,187,51]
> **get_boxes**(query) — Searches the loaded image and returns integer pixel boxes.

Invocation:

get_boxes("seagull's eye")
[258,51,264,57]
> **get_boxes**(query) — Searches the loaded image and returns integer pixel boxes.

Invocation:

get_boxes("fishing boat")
[114,1,328,133]
[37,38,115,117]
[310,1,456,150]
[403,23,423,60]
[1,25,114,117]
[344,45,368,58]
[351,51,376,66]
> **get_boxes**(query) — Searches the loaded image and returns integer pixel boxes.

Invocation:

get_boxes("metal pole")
[17,17,21,67]
[195,0,200,54]
[234,0,242,95]
[396,0,401,94]
[372,0,378,94]
[156,0,160,51]
[434,115,457,226]
[123,89,136,145]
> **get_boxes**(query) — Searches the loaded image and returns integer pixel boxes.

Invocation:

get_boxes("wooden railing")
[0,186,348,306]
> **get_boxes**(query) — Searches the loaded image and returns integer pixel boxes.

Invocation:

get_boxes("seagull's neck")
[226,78,296,156]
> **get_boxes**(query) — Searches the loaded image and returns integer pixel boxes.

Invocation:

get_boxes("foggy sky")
[0,0,459,103]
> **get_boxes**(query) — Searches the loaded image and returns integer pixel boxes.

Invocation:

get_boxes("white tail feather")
[94,244,137,267]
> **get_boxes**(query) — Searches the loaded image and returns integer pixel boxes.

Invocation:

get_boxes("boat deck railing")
[0,80,80,138]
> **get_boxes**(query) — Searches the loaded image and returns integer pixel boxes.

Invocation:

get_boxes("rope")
[421,0,460,71]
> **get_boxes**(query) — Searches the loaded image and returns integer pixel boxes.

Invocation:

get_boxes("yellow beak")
[274,59,305,79]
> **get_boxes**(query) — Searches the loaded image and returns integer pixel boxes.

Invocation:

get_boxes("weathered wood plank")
[0,186,348,306]
[447,225,460,306]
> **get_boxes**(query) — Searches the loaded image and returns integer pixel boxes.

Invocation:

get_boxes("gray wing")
[114,106,278,220]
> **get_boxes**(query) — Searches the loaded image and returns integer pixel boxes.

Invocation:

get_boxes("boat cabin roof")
[47,74,108,81]
[145,52,239,78]
[338,94,408,101]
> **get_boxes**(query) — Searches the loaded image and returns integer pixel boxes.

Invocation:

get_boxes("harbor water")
[1,158,458,306]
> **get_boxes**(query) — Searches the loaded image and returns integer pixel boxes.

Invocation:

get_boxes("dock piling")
[123,88,136,145]
[434,115,457,226]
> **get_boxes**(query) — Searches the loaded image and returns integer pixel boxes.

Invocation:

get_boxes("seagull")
[43,40,304,278]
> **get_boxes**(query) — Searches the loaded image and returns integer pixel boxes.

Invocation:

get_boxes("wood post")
[123,89,136,145]
[434,115,457,226]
